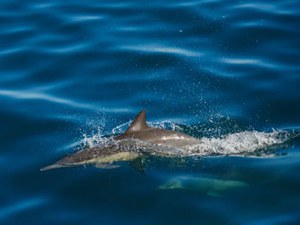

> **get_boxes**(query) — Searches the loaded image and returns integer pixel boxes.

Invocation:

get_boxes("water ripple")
[220,57,279,70]
[44,43,91,54]
[120,44,203,57]
[0,197,46,220]
[0,47,27,56]
[231,2,298,15]
[0,89,92,109]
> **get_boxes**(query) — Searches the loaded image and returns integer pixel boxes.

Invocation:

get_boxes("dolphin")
[40,110,199,171]
[158,175,249,197]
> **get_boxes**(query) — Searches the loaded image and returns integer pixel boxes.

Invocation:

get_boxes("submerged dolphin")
[41,110,199,171]
[158,175,248,197]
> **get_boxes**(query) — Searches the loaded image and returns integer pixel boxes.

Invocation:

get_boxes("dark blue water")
[1,0,300,224]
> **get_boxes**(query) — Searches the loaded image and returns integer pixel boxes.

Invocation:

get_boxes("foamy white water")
[80,120,295,157]
[183,130,292,157]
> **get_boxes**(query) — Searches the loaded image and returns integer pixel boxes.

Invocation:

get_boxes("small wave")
[119,44,203,57]
[220,57,279,70]
[67,15,104,23]
[231,3,297,15]
[45,43,90,54]
[0,197,46,220]
[0,89,95,110]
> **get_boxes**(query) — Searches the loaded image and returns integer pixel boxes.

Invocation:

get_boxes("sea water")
[1,0,300,224]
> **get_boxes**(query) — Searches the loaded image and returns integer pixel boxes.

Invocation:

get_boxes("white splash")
[81,129,111,149]
[150,120,183,131]
[111,121,132,135]
[184,130,291,156]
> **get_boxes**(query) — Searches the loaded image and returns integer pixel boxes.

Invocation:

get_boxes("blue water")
[1,0,300,224]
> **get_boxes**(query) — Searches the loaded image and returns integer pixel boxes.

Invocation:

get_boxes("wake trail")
[80,120,299,158]
[182,130,295,157]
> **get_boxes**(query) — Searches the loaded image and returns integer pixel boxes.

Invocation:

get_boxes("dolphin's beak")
[40,163,66,171]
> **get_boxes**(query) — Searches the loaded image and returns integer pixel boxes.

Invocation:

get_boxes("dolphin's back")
[115,110,199,148]
[116,127,200,148]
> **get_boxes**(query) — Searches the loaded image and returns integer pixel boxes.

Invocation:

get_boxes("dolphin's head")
[40,162,69,171]
[158,179,184,190]
[40,154,83,171]
[40,145,140,171]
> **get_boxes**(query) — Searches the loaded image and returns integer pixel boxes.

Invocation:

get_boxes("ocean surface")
[1,0,300,224]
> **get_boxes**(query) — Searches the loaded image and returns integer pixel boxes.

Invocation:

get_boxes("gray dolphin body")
[159,175,249,197]
[41,111,199,171]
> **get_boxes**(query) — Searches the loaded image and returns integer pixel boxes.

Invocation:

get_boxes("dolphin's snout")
[40,163,66,171]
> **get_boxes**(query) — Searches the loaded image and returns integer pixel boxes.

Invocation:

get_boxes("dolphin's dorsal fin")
[125,111,149,133]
